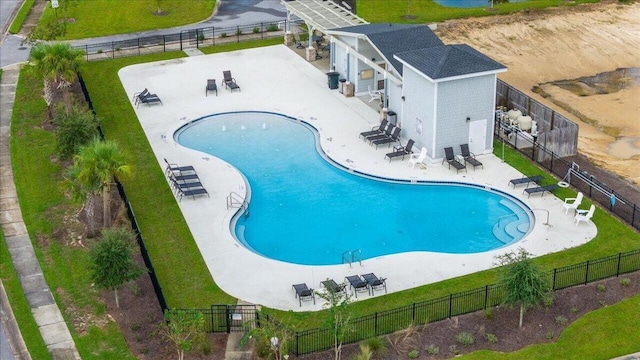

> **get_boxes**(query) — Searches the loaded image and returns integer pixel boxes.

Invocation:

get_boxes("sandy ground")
[436,1,640,185]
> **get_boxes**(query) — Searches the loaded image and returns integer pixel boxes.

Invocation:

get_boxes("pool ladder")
[227,191,249,217]
[342,249,362,268]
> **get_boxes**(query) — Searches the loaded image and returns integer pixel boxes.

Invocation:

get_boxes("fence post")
[552,268,557,290]
[584,260,590,285]
[632,204,637,227]
[484,285,489,309]
[137,38,140,56]
[225,305,231,333]
[112,42,115,59]
[236,26,240,43]
[163,35,166,52]
[617,253,622,277]
[374,312,379,336]
[180,31,183,50]
[412,303,416,323]
[448,294,453,318]
[295,332,299,356]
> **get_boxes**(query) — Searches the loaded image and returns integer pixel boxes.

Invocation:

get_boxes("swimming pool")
[175,112,532,265]
[434,0,527,8]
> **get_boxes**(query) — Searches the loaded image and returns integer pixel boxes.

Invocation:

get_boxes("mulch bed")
[293,271,640,359]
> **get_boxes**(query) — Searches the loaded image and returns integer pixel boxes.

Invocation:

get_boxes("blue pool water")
[434,0,527,8]
[175,112,531,265]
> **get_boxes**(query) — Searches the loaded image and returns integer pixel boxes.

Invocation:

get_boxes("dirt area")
[293,271,640,359]
[435,0,640,186]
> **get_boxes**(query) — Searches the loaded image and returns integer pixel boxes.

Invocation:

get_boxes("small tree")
[242,310,293,360]
[89,228,145,308]
[53,104,99,159]
[158,309,206,360]
[155,0,164,14]
[316,286,355,360]
[73,138,131,228]
[495,248,550,328]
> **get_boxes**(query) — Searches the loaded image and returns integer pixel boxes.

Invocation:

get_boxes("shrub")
[571,306,578,313]
[407,349,419,359]
[197,33,205,41]
[53,105,99,159]
[543,294,555,308]
[449,344,459,355]
[130,323,141,331]
[620,278,631,287]
[484,307,494,320]
[365,337,387,355]
[456,331,475,346]
[352,344,372,360]
[597,284,606,292]
[220,32,227,37]
[546,331,554,340]
[486,333,498,343]
[599,300,606,307]
[555,315,568,325]
[253,27,260,34]
[236,28,243,35]
[97,49,103,54]
[267,24,279,32]
[425,344,439,355]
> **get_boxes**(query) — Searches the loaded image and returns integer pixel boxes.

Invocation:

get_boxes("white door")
[468,119,487,155]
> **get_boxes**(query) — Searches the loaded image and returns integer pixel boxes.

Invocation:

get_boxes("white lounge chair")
[562,192,583,214]
[367,85,382,103]
[408,147,427,169]
[574,204,595,226]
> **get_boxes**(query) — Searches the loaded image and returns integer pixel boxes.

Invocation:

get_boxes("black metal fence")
[287,249,640,356]
[78,75,168,311]
[494,118,640,231]
[73,20,301,61]
[172,304,259,333]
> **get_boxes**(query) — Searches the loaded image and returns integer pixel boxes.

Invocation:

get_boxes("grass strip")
[8,0,36,34]
[0,232,51,360]
[358,0,600,24]
[11,69,136,359]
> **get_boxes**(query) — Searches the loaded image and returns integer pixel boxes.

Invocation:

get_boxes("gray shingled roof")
[333,23,444,75]
[395,44,507,80]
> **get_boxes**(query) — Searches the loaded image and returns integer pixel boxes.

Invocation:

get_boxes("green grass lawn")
[38,0,215,40]
[8,0,35,34]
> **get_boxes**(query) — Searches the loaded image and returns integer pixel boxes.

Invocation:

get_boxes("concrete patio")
[118,44,596,311]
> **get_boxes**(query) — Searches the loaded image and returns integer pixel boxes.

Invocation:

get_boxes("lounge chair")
[223,70,240,92]
[164,158,196,176]
[367,85,382,103]
[205,79,217,96]
[385,139,414,161]
[292,283,315,306]
[524,183,559,198]
[460,144,483,170]
[509,175,543,188]
[562,192,584,214]
[345,275,369,298]
[442,147,466,173]
[574,204,595,226]
[359,119,388,140]
[134,89,162,108]
[170,177,205,197]
[371,127,401,149]
[361,273,387,296]
[408,147,427,169]
[173,181,209,202]
[132,88,157,104]
[366,123,395,143]
[321,279,347,296]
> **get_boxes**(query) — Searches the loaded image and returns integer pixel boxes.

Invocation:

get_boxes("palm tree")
[73,138,132,229]
[65,162,101,237]
[28,42,85,114]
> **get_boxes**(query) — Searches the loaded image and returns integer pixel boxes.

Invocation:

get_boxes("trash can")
[326,72,339,89]
[339,78,347,94]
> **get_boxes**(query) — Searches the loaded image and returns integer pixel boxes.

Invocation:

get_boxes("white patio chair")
[562,192,583,214]
[574,204,595,226]
[367,85,382,103]
[408,147,427,169]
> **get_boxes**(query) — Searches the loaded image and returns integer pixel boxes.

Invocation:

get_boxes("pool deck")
[118,45,597,311]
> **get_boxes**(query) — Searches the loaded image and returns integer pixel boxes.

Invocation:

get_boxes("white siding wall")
[433,75,496,159]
[397,69,437,157]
